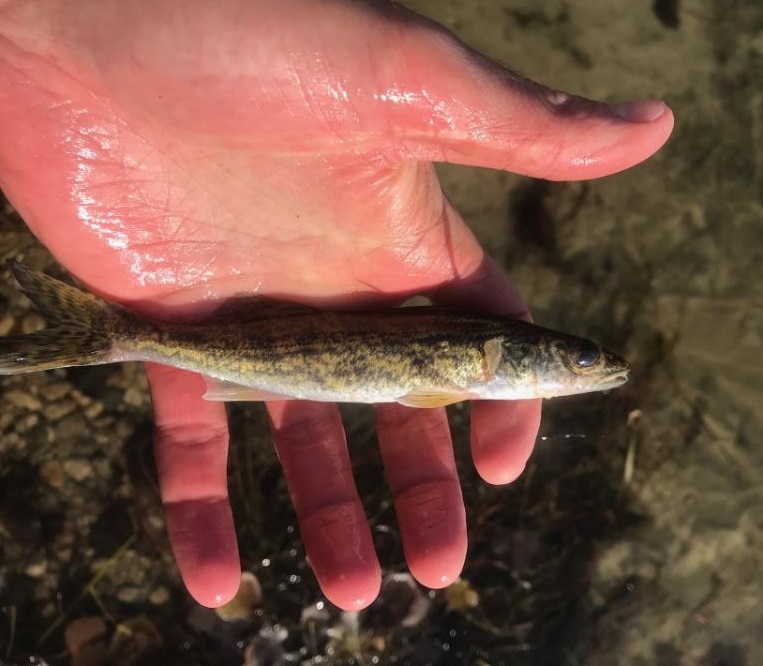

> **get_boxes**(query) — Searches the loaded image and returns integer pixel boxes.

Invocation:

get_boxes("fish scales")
[0,263,631,406]
[119,311,526,400]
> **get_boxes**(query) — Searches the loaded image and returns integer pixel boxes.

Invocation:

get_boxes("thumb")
[26,0,672,181]
[368,13,673,180]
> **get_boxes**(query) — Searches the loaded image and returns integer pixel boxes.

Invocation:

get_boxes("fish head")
[491,331,631,399]
[535,334,630,398]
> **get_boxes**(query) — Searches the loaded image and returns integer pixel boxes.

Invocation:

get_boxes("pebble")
[115,421,132,438]
[147,513,165,532]
[39,460,65,489]
[92,460,111,479]
[4,389,42,411]
[64,616,107,657]
[379,573,431,628]
[44,382,72,402]
[117,586,145,604]
[63,458,93,482]
[84,402,104,420]
[123,387,145,408]
[149,586,171,605]
[56,414,88,440]
[43,399,78,422]
[0,411,14,431]
[215,572,263,621]
[72,389,92,407]
[25,557,47,578]
[445,578,480,611]
[15,413,39,433]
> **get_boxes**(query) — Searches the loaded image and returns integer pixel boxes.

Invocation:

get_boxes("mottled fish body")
[0,263,630,407]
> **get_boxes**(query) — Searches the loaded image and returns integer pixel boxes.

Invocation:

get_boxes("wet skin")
[0,0,673,609]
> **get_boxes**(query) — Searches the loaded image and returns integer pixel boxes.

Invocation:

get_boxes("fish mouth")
[600,352,631,390]
[602,370,630,389]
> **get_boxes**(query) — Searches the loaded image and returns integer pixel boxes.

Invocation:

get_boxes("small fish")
[0,262,630,407]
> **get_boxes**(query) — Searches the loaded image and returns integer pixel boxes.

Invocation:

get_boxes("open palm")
[0,0,672,609]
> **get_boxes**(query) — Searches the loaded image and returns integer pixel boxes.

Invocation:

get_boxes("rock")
[84,402,104,420]
[43,399,78,422]
[56,413,88,440]
[376,573,431,628]
[116,586,145,604]
[215,571,263,621]
[25,557,47,578]
[148,586,170,606]
[0,411,14,431]
[92,459,111,479]
[4,389,42,411]
[45,382,72,402]
[64,616,108,666]
[123,387,145,408]
[63,458,93,482]
[444,578,480,612]
[110,615,162,663]
[39,460,65,489]
[15,413,39,433]
[72,389,92,407]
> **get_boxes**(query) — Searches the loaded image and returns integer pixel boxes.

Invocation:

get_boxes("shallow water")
[1,0,762,664]
[424,0,763,663]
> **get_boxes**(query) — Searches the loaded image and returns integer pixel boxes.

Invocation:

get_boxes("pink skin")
[0,0,673,609]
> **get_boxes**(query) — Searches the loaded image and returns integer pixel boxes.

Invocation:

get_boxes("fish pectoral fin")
[203,378,296,402]
[396,390,472,408]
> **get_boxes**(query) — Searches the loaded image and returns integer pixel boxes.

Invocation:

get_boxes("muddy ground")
[1,1,762,664]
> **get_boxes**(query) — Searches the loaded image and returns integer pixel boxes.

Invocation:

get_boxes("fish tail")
[0,262,121,374]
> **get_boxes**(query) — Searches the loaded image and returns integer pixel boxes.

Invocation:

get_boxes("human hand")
[0,0,672,609]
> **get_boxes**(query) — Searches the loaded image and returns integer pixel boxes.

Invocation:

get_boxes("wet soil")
[1,1,762,664]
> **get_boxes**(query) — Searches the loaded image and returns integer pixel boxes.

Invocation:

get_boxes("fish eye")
[575,343,601,368]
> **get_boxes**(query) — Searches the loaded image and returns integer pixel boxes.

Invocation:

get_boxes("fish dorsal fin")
[0,263,118,375]
[9,261,106,327]
[207,297,315,323]
[203,377,296,402]
[396,390,472,408]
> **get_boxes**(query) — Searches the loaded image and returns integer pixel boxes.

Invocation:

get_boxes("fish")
[0,262,630,407]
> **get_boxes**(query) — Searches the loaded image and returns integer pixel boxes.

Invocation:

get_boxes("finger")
[374,404,466,589]
[266,400,380,610]
[369,15,674,180]
[428,246,543,486]
[471,398,542,485]
[145,363,241,608]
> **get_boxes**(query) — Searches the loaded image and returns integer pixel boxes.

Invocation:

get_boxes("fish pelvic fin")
[396,389,473,408]
[0,262,120,374]
[203,377,296,402]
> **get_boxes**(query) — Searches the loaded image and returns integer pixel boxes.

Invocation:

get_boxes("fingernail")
[609,99,667,123]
